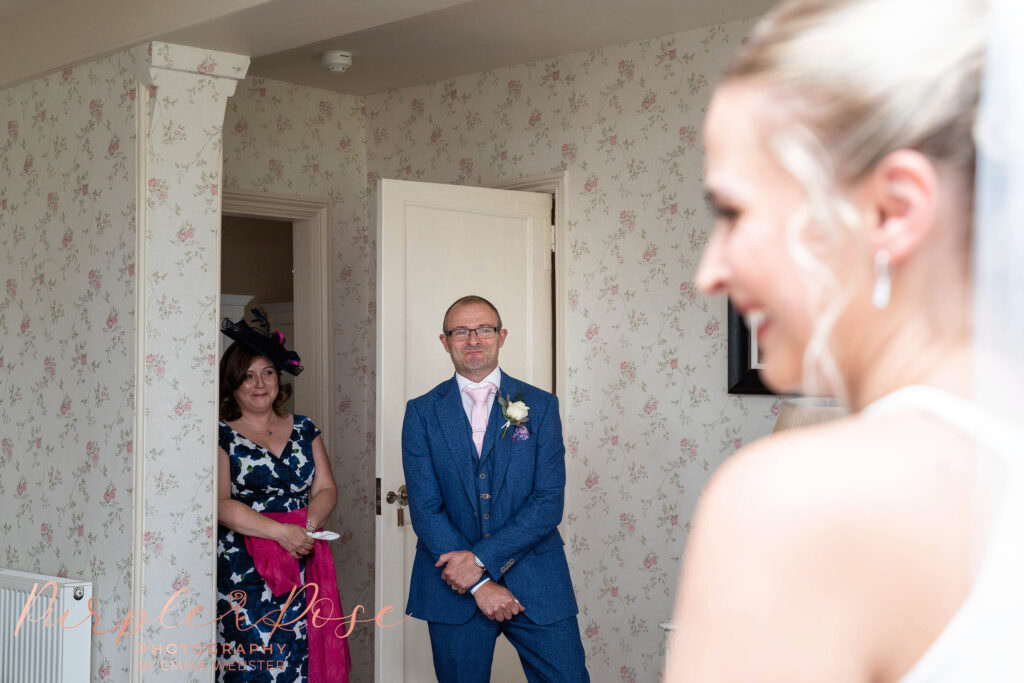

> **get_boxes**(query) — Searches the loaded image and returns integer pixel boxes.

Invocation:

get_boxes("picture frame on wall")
[727,300,774,395]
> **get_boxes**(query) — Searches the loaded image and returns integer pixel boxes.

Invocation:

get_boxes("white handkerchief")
[307,530,340,541]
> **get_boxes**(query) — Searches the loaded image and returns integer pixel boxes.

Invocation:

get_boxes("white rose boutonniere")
[497,394,530,438]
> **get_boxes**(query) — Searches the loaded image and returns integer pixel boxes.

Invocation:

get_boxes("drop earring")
[872,249,891,309]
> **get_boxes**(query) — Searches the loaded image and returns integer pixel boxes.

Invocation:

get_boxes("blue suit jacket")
[401,370,579,625]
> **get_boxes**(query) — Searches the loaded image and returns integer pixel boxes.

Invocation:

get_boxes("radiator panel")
[0,569,93,683]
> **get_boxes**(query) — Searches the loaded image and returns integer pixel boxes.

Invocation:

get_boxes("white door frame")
[221,190,333,441]
[497,171,569,403]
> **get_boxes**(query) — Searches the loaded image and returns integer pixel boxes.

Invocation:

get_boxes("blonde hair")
[730,0,984,182]
[724,0,986,396]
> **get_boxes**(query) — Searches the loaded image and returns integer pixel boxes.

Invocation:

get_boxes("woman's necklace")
[241,415,274,438]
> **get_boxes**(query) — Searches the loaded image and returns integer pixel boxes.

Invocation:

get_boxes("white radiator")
[0,569,92,683]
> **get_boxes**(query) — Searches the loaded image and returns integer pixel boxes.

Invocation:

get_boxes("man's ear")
[861,149,939,265]
[440,332,451,353]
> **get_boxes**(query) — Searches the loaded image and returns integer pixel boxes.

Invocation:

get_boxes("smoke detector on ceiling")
[321,50,353,74]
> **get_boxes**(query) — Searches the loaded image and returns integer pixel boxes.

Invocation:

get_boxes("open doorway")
[220,190,332,435]
[220,215,296,409]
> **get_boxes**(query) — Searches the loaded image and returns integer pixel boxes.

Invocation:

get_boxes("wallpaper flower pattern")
[225,17,780,682]
[0,52,139,681]
[363,21,779,682]
[0,16,780,683]
[1,42,248,682]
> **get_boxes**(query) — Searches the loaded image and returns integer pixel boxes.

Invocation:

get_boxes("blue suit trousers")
[427,611,589,683]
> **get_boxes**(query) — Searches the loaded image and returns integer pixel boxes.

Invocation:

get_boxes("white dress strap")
[863,385,1024,464]
[863,386,1024,683]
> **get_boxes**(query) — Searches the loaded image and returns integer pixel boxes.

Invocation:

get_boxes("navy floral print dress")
[217,414,320,682]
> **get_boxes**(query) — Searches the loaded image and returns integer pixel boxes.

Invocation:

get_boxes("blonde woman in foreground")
[666,0,1024,681]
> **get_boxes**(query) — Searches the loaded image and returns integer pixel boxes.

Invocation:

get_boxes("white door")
[375,179,553,682]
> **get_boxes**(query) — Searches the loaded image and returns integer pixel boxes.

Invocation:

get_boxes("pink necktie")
[464,382,495,456]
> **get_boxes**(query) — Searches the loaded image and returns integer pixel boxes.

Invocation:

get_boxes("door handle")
[385,484,408,506]
[385,484,408,526]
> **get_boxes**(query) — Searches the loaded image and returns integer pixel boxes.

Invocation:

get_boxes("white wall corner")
[131,38,249,683]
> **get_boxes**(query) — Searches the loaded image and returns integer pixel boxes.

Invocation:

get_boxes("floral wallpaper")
[222,79,377,678]
[1,42,248,683]
[0,14,779,683]
[362,20,779,682]
[223,16,780,683]
[0,52,140,681]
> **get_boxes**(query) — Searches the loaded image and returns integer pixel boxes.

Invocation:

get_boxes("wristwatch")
[306,520,317,532]
[473,554,486,569]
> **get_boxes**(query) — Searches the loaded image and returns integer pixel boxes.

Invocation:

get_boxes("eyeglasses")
[444,326,499,341]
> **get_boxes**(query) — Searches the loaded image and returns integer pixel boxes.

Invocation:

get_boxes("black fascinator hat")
[221,309,304,376]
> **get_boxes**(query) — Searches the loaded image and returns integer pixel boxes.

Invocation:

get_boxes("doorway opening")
[220,190,332,435]
[220,215,295,409]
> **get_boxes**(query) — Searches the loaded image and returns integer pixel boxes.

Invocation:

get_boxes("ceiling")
[0,0,775,96]
[0,0,62,20]
[159,0,776,96]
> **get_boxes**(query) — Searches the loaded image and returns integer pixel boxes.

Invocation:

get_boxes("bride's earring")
[872,249,891,309]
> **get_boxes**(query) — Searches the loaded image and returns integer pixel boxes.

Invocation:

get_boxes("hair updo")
[728,0,984,185]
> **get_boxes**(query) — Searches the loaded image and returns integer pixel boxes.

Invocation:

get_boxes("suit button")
[483,513,489,519]
[480,493,490,499]
[479,473,486,479]
[484,533,491,538]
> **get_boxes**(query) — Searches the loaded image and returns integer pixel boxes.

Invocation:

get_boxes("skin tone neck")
[843,308,972,412]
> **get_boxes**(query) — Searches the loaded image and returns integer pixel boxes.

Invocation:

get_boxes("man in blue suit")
[402,295,589,683]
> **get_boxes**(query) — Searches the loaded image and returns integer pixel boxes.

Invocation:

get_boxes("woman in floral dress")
[216,316,349,682]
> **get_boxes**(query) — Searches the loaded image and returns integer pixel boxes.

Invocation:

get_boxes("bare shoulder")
[670,411,977,681]
[695,418,861,534]
[699,411,973,532]
[685,416,882,588]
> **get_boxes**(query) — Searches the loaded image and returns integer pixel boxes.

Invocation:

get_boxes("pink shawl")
[244,509,351,682]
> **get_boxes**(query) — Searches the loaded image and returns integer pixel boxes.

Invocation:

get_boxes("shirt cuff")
[469,577,491,594]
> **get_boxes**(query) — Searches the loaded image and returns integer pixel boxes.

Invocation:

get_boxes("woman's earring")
[872,249,891,309]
